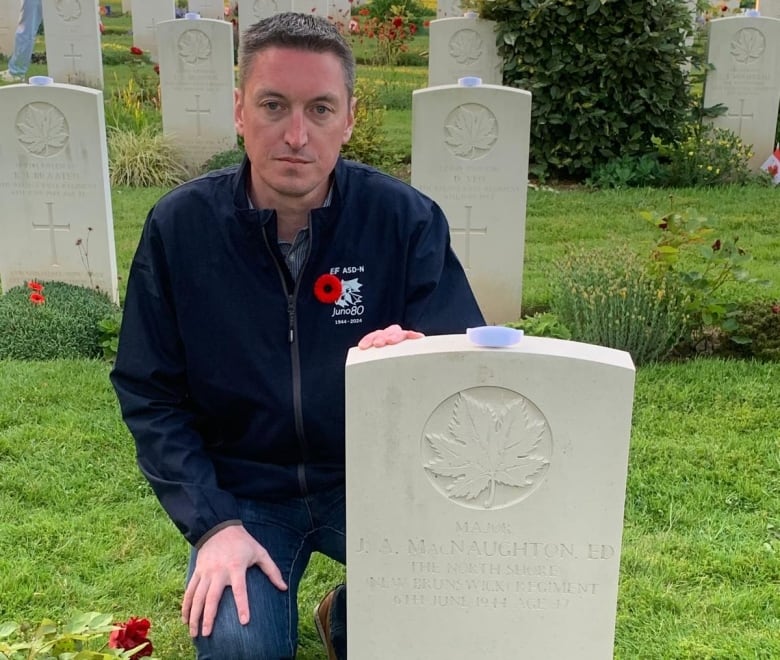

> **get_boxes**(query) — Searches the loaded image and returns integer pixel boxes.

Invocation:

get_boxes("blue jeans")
[8,0,43,77]
[187,486,347,659]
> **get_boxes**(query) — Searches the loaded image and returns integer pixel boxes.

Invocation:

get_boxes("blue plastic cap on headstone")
[29,76,54,86]
[745,9,759,16]
[458,76,482,87]
[185,12,200,19]
[463,10,478,18]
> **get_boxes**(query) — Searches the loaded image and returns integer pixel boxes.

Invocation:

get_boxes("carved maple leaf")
[449,30,484,65]
[16,105,69,156]
[444,107,497,159]
[425,392,547,508]
[56,0,82,21]
[178,30,212,64]
[730,28,765,64]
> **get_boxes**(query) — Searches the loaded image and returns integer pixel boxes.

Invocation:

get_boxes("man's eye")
[313,105,330,115]
[264,101,281,111]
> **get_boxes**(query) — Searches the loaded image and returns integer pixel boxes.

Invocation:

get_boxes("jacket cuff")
[194,519,243,549]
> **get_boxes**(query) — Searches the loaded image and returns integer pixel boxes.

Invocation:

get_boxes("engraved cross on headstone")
[32,202,71,266]
[64,43,83,74]
[726,98,754,136]
[450,205,486,270]
[185,94,211,136]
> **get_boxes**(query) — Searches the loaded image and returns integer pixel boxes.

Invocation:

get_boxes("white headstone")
[411,81,531,324]
[428,17,502,87]
[238,0,329,37]
[0,0,18,58]
[130,0,175,62]
[188,0,226,21]
[157,16,236,172]
[703,16,780,172]
[41,0,104,89]
[437,0,463,19]
[346,334,636,659]
[0,79,118,302]
[758,0,780,19]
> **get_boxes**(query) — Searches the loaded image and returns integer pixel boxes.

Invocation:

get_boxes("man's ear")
[342,95,357,144]
[234,87,244,137]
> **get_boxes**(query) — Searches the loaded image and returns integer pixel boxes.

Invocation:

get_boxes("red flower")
[153,63,160,74]
[130,46,143,55]
[313,273,342,304]
[409,22,417,34]
[423,19,430,28]
[392,16,403,27]
[771,303,780,314]
[29,292,45,305]
[358,7,369,15]
[109,617,153,659]
[27,280,44,292]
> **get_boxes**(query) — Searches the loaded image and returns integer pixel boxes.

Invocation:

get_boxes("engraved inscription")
[730,28,765,64]
[56,0,82,21]
[725,98,754,135]
[15,103,70,157]
[422,387,552,509]
[449,29,484,65]
[178,29,212,65]
[444,103,497,160]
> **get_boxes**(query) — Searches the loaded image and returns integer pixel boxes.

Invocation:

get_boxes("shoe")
[313,586,339,660]
[0,69,23,83]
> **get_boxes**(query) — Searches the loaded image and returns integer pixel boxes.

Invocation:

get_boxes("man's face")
[234,47,355,207]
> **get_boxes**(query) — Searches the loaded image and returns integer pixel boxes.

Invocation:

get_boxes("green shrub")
[550,247,690,365]
[586,153,664,189]
[0,281,119,360]
[108,127,190,187]
[104,75,162,133]
[652,123,753,187]
[721,299,780,361]
[506,312,572,339]
[479,0,694,179]
[203,146,245,171]
[342,79,398,170]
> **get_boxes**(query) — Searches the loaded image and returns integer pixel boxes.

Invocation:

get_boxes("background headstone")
[703,16,780,172]
[437,0,463,19]
[411,81,531,324]
[428,17,502,87]
[188,0,226,20]
[122,0,132,14]
[757,0,780,18]
[0,0,18,58]
[41,0,104,89]
[130,0,175,61]
[346,334,636,659]
[157,16,236,173]
[0,80,118,302]
[238,0,330,37]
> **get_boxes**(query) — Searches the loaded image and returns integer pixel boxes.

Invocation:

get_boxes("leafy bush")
[479,0,694,179]
[652,123,753,187]
[586,153,664,189]
[721,299,780,361]
[0,281,120,360]
[342,78,398,170]
[203,146,245,171]
[108,127,190,187]
[104,76,161,134]
[550,247,690,365]
[506,312,572,339]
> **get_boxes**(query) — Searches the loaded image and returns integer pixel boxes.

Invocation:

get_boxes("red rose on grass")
[109,617,153,658]
[27,281,44,292]
[29,292,45,305]
[130,46,143,55]
[314,273,342,304]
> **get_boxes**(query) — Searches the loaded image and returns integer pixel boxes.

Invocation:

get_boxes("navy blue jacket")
[110,157,484,546]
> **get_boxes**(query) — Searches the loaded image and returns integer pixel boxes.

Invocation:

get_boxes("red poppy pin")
[314,273,342,304]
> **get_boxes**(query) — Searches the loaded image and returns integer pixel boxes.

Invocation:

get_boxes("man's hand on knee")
[182,525,287,637]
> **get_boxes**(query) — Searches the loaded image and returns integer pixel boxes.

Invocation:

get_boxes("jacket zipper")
[262,222,311,496]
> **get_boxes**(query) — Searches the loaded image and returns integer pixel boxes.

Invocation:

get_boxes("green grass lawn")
[1,13,779,660]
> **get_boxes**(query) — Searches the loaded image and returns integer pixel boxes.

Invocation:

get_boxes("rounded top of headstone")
[185,12,201,19]
[458,76,482,87]
[28,76,54,86]
[467,326,523,348]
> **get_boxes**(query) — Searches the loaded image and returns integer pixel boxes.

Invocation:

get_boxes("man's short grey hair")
[238,12,356,99]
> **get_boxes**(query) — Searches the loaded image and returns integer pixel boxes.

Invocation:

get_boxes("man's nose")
[284,110,308,150]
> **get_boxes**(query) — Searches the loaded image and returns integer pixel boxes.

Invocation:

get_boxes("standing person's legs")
[8,0,43,77]
[187,486,346,660]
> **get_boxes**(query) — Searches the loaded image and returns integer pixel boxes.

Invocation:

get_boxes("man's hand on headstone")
[358,324,425,350]
[181,524,287,637]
